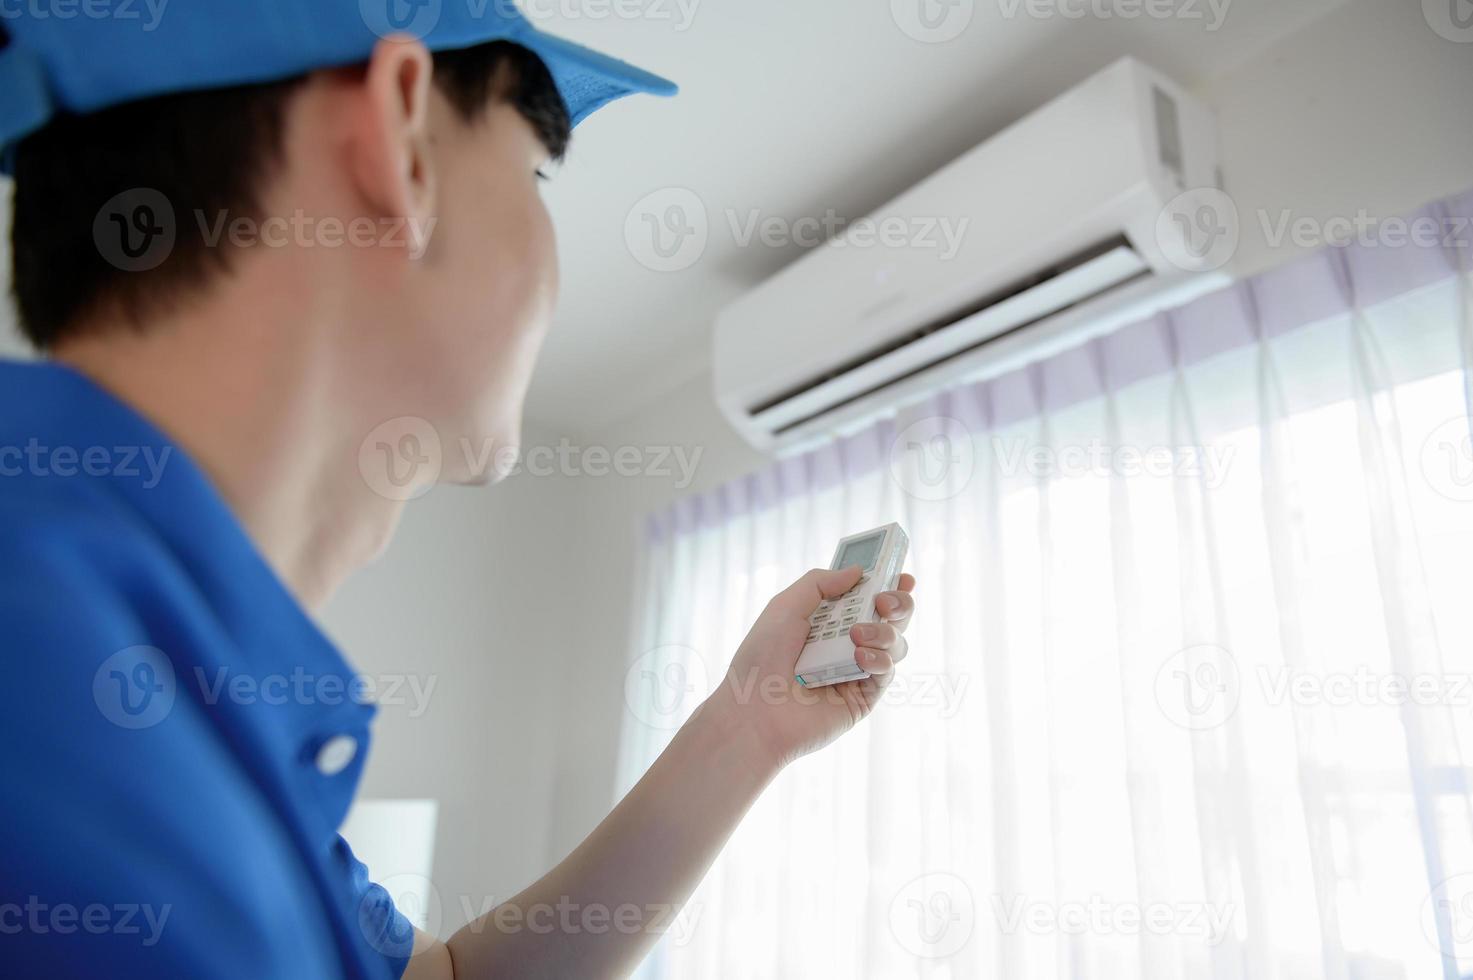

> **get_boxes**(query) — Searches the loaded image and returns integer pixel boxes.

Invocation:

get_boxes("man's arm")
[403,565,916,980]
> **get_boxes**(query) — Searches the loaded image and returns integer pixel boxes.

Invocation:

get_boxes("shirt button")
[314,735,358,776]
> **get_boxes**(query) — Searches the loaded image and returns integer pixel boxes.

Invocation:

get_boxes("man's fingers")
[851,622,908,674]
[772,565,864,616]
[874,588,915,632]
[770,568,916,632]
[814,565,864,599]
[856,645,896,674]
[854,639,908,674]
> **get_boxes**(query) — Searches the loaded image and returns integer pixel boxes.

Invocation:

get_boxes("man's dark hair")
[7,41,571,350]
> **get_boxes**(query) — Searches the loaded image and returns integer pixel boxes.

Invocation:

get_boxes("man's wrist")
[687,694,786,788]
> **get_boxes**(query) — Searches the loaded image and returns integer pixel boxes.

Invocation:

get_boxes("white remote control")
[794,523,909,689]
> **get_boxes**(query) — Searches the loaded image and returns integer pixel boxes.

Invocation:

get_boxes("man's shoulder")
[0,472,217,748]
[0,471,192,622]
[0,473,217,764]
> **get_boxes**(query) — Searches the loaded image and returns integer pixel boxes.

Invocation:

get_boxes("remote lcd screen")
[836,533,883,572]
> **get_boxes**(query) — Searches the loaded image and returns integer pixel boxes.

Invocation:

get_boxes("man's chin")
[444,467,502,488]
[439,441,522,487]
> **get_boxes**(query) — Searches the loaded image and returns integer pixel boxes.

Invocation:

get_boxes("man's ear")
[350,38,436,249]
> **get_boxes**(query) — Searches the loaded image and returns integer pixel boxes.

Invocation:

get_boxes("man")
[0,4,917,977]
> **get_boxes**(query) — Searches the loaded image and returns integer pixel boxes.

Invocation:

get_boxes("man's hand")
[701,566,917,770]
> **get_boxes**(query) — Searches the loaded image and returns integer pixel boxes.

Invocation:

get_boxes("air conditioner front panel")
[713,57,1222,454]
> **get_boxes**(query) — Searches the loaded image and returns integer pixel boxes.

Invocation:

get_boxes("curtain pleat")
[1166,352,1256,980]
[1345,275,1469,980]
[1247,280,1349,980]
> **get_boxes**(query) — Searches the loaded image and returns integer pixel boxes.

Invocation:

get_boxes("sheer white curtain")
[618,191,1473,979]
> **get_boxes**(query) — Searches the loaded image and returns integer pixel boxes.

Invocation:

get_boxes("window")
[621,193,1473,979]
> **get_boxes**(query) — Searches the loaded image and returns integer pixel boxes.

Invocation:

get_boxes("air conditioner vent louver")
[769,244,1154,438]
[748,234,1137,420]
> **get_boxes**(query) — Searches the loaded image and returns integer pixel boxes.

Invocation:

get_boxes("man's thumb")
[772,565,863,615]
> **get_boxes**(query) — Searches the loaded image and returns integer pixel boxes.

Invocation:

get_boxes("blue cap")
[0,1,677,171]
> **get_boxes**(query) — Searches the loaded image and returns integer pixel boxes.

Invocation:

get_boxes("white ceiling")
[530,0,1349,436]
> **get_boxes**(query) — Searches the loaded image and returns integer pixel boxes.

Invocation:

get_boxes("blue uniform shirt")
[0,361,413,978]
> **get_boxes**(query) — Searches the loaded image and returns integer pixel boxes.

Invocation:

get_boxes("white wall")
[1212,0,1473,279]
[537,0,1473,864]
[320,424,585,932]
[539,384,762,858]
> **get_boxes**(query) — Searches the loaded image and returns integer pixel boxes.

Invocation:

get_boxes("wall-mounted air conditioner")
[713,57,1229,454]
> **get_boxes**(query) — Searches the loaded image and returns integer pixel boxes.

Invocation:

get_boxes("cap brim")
[511,27,678,127]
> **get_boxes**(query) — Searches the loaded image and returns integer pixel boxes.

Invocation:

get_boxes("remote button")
[821,630,838,640]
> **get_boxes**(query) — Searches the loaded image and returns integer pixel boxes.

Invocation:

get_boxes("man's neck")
[53,290,404,610]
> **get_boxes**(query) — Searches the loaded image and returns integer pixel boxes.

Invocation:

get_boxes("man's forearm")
[444,697,781,979]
